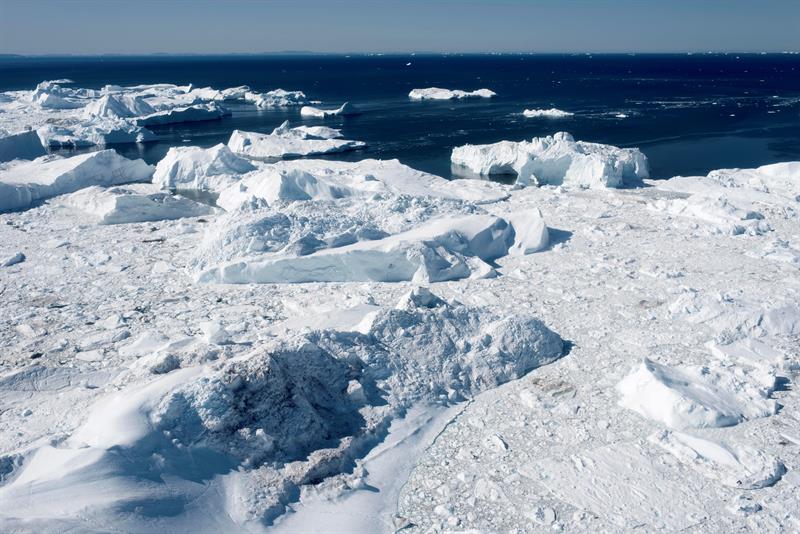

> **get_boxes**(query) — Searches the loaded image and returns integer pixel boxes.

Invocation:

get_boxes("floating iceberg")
[37,121,157,148]
[245,88,308,108]
[451,132,649,188]
[58,184,215,224]
[300,102,360,118]
[136,103,230,126]
[153,143,256,192]
[227,121,365,161]
[523,108,574,119]
[0,150,154,212]
[83,94,155,119]
[0,130,47,162]
[409,87,496,100]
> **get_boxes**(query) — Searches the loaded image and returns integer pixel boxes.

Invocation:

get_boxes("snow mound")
[0,130,46,162]
[617,357,777,429]
[0,291,562,527]
[651,431,785,489]
[409,88,496,100]
[136,103,230,127]
[153,143,256,192]
[300,102,360,118]
[522,108,574,119]
[0,150,154,213]
[197,211,547,284]
[227,123,366,161]
[59,184,215,224]
[649,194,769,235]
[451,132,649,188]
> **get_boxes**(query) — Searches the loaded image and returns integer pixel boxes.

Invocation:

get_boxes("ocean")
[1,53,799,179]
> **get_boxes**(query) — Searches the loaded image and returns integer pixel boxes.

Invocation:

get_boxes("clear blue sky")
[1,0,798,55]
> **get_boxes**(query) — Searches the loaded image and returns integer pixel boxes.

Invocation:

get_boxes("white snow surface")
[451,131,650,188]
[1,151,799,533]
[409,87,496,100]
[0,150,154,213]
[228,122,366,161]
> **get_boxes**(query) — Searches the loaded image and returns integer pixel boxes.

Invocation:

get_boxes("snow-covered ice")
[300,101,360,118]
[1,131,799,533]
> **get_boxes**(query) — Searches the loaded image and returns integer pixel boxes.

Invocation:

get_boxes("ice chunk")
[1,252,25,267]
[58,184,214,224]
[522,108,574,119]
[409,88,496,100]
[299,102,360,118]
[0,150,154,213]
[616,358,777,429]
[649,194,767,235]
[36,121,157,148]
[227,122,365,161]
[153,143,256,192]
[0,130,47,163]
[452,132,649,188]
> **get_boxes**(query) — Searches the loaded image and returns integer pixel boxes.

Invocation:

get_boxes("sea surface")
[2,54,799,179]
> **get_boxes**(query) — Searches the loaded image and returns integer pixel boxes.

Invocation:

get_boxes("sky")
[1,0,798,55]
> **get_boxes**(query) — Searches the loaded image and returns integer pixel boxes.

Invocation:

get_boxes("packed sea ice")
[0,83,799,533]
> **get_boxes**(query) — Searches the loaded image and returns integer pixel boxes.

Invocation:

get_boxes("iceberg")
[246,88,308,108]
[0,150,154,213]
[197,212,546,284]
[58,184,215,224]
[36,121,157,148]
[83,94,155,119]
[523,108,574,119]
[153,143,256,192]
[227,121,365,161]
[0,130,47,162]
[136,103,230,126]
[300,102,360,118]
[451,132,649,188]
[409,87,496,100]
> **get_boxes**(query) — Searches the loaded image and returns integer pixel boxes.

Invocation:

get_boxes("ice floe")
[409,87,496,100]
[451,132,649,188]
[522,108,574,119]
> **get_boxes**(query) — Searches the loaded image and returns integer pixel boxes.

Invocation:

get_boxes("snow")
[0,150,154,212]
[409,88,496,100]
[1,128,799,533]
[153,143,256,192]
[58,184,215,224]
[523,108,574,118]
[300,101,360,118]
[227,122,366,160]
[0,130,46,163]
[451,132,649,188]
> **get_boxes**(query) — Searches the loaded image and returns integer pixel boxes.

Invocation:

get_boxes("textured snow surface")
[0,150,799,533]
[452,131,649,188]
[409,87,496,100]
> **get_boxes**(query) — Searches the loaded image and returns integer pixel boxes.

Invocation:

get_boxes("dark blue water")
[2,54,799,179]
